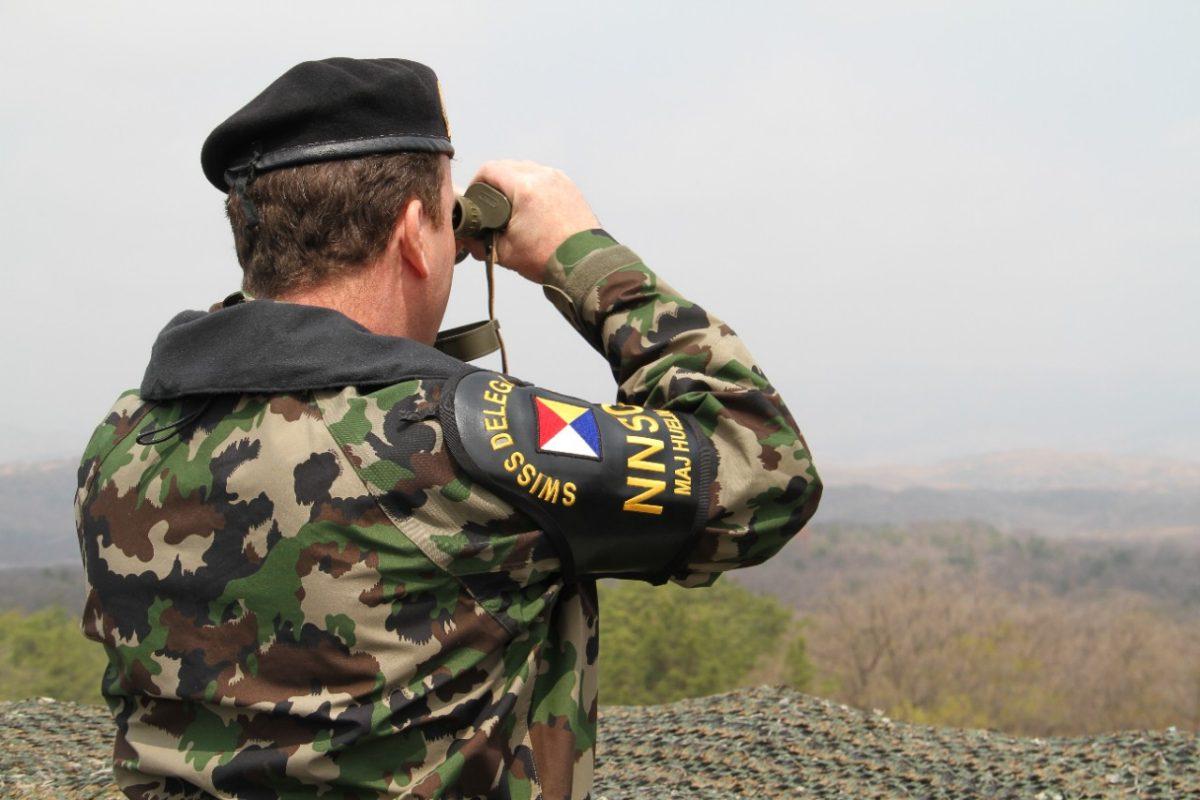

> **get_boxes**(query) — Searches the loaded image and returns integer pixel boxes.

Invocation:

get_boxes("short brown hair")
[226,152,444,298]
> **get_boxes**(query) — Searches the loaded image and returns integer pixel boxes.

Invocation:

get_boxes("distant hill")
[817,484,1200,538]
[0,460,77,569]
[823,449,1200,492]
[0,565,87,614]
[816,450,1200,539]
[1,451,1197,573]
[732,520,1200,614]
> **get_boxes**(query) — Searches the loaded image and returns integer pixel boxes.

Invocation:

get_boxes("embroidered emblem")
[534,396,602,460]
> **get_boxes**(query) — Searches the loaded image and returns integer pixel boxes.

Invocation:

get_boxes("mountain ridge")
[823,448,1200,492]
[3,451,1198,569]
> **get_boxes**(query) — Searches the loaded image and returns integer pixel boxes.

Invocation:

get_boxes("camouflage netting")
[2,687,1196,799]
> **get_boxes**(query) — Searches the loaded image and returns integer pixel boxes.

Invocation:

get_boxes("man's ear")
[394,197,430,279]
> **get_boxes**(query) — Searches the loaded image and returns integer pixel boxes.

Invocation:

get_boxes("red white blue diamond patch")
[534,396,601,460]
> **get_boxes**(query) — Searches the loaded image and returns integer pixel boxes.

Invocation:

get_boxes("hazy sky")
[1,1,1197,466]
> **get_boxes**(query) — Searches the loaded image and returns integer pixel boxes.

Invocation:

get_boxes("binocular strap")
[433,233,508,370]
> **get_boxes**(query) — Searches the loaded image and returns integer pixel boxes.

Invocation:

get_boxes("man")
[75,58,821,800]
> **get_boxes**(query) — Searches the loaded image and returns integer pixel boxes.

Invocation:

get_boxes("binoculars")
[453,183,511,242]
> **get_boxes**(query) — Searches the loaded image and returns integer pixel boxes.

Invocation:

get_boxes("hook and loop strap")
[434,231,509,370]
[434,319,502,362]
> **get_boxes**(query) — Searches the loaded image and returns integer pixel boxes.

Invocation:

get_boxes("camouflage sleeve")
[540,229,822,587]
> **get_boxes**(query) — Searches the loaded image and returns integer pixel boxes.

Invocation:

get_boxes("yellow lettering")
[503,451,525,472]
[517,462,537,487]
[500,453,575,507]
[537,477,561,504]
[617,413,659,433]
[658,411,690,452]
[674,455,692,496]
[481,377,514,451]
[624,476,666,515]
[601,403,640,417]
[627,435,665,473]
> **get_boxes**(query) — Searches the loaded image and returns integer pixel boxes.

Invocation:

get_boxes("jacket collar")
[140,294,472,401]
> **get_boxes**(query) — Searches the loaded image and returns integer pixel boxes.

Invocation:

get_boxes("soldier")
[74,58,821,800]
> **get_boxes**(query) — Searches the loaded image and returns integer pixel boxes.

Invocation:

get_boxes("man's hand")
[463,160,600,284]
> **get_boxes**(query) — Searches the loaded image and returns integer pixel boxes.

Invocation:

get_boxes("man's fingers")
[457,232,513,266]
[469,160,521,198]
[458,159,589,282]
[458,239,486,262]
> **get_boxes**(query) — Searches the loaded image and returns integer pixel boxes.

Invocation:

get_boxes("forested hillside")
[2,454,1197,737]
[734,521,1200,613]
[731,522,1200,735]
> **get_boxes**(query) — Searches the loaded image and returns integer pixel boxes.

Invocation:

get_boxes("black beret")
[201,57,453,192]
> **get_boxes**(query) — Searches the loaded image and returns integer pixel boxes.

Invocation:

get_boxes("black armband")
[440,371,715,582]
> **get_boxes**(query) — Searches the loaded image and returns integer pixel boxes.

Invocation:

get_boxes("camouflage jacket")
[75,230,822,800]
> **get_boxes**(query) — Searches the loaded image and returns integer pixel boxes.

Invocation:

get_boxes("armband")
[441,371,714,581]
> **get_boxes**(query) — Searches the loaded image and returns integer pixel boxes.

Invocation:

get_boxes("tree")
[597,580,811,705]
[0,606,108,704]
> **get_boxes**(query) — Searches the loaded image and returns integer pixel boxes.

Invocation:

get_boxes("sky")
[1,1,1197,467]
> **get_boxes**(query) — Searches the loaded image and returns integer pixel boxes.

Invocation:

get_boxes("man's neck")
[276,261,420,341]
